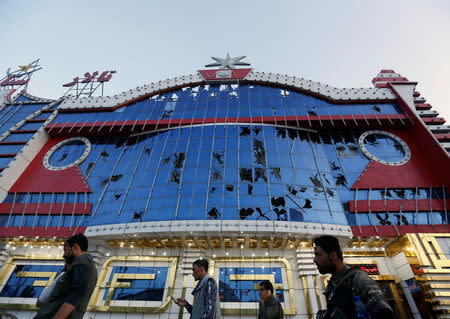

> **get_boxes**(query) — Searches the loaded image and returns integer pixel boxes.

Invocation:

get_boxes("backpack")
[317,269,367,319]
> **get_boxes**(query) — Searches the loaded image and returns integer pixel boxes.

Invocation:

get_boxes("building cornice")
[58,71,397,111]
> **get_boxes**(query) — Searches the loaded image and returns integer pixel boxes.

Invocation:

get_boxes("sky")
[0,0,449,120]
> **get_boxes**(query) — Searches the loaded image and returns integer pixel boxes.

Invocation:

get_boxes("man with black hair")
[173,259,220,319]
[34,234,98,319]
[258,280,283,319]
[313,235,396,319]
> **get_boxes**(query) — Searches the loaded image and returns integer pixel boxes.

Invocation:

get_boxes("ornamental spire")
[205,53,250,69]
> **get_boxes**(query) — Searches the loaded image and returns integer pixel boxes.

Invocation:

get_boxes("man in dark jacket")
[34,234,98,319]
[314,235,396,319]
[258,280,283,319]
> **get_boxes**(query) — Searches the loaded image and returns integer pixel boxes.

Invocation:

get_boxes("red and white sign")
[198,68,252,81]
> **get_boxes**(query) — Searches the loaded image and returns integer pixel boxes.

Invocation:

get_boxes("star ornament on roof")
[205,53,250,69]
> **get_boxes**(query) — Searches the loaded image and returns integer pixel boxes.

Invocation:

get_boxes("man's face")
[63,244,75,264]
[192,264,203,281]
[259,285,271,302]
[313,245,334,275]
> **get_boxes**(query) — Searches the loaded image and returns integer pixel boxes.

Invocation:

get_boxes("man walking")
[313,235,396,319]
[34,234,98,319]
[173,259,220,319]
[258,280,283,319]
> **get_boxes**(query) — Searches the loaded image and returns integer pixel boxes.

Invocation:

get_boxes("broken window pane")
[173,152,185,169]
[240,126,251,136]
[208,207,221,220]
[239,207,254,220]
[239,168,253,183]
[254,168,267,182]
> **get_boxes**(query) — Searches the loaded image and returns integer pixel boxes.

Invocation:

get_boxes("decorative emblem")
[205,53,250,69]
[0,59,42,89]
[358,130,411,166]
[43,137,91,171]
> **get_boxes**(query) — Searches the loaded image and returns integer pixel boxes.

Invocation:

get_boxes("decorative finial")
[205,53,250,69]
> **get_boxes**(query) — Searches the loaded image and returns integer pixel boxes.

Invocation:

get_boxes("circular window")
[43,137,91,171]
[358,130,410,166]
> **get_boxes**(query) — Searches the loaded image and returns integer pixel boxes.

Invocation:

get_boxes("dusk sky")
[1,0,449,120]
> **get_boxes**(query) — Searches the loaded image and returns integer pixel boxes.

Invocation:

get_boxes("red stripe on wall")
[351,225,450,237]
[349,199,449,213]
[0,203,92,215]
[0,226,86,238]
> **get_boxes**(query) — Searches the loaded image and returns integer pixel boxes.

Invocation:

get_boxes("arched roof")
[59,70,397,111]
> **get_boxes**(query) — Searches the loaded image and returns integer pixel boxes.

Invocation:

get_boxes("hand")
[172,297,187,307]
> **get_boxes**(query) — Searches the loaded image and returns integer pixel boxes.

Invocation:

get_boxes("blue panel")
[4,133,35,142]
[20,122,43,130]
[103,266,168,301]
[51,85,403,125]
[0,264,64,298]
[219,267,284,303]
[0,104,47,137]
[0,144,23,154]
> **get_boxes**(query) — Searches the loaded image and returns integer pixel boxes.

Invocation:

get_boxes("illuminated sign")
[62,70,116,98]
[62,70,116,87]
[350,264,380,275]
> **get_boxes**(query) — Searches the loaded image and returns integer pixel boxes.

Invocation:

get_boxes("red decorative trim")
[413,91,421,97]
[198,68,252,81]
[6,89,16,102]
[26,119,46,123]
[380,70,395,73]
[0,226,86,238]
[9,137,92,193]
[422,117,446,125]
[351,225,450,237]
[372,77,408,84]
[46,114,410,137]
[415,103,432,110]
[0,203,92,215]
[435,133,450,141]
[349,199,449,213]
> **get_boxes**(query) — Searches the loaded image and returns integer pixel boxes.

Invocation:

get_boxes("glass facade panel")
[51,85,403,125]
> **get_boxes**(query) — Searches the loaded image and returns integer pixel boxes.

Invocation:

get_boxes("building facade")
[0,58,449,318]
